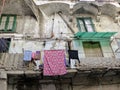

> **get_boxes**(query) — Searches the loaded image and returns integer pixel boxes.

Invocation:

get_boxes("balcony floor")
[0,53,120,74]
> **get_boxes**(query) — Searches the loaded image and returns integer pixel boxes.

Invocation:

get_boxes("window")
[83,41,103,57]
[0,38,11,53]
[77,18,95,32]
[0,15,16,33]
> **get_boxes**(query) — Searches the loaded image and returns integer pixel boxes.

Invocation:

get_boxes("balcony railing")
[0,53,120,71]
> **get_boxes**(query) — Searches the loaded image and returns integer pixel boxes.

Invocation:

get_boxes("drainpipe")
[51,13,55,38]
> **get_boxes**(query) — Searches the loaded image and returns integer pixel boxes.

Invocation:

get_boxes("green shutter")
[5,16,9,32]
[77,18,82,32]
[89,18,95,32]
[0,14,16,32]
[12,15,17,32]
[100,40,113,57]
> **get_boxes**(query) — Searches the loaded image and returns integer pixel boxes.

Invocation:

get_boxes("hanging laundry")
[68,50,80,64]
[34,60,40,70]
[40,51,44,65]
[70,59,76,68]
[36,51,41,60]
[43,50,67,76]
[32,52,36,60]
[32,51,41,60]
[23,50,32,61]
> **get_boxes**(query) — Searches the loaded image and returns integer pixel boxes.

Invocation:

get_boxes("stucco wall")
[7,75,120,90]
[73,84,120,90]
[9,13,120,58]
[16,16,40,38]
[9,40,44,53]
[7,83,120,90]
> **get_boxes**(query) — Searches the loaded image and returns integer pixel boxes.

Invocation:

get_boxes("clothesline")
[20,37,110,42]
[13,37,72,42]
[23,49,80,76]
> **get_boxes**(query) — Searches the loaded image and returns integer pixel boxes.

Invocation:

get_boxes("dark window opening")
[83,41,103,57]
[0,38,11,53]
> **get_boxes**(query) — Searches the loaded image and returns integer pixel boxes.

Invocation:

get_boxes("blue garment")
[23,50,32,61]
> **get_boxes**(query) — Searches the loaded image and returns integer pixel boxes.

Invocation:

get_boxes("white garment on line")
[34,60,40,70]
[70,59,76,69]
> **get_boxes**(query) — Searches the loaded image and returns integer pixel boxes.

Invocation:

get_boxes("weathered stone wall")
[16,16,40,38]
[0,71,7,90]
[9,40,44,53]
[7,74,120,90]
[9,13,120,57]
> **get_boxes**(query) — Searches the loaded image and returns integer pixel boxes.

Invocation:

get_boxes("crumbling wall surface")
[0,71,7,90]
[16,16,40,38]
[70,74,120,90]
[41,13,72,38]
[6,81,120,90]
[9,40,44,53]
[0,80,7,90]
[7,75,120,90]
[73,84,120,90]
[0,0,34,15]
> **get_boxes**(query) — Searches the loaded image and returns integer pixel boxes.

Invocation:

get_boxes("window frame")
[0,14,17,33]
[77,17,95,32]
[83,41,103,57]
[0,38,11,53]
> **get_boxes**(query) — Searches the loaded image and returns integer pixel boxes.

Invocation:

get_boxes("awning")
[74,32,117,39]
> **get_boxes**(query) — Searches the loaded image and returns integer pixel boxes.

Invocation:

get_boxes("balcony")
[80,57,120,69]
[0,53,120,73]
[33,0,117,6]
[33,0,116,2]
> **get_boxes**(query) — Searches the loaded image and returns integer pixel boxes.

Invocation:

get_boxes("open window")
[0,15,17,33]
[77,17,95,32]
[83,41,103,57]
[0,38,11,53]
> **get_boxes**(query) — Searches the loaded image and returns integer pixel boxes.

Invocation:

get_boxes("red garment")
[32,51,41,60]
[32,52,36,59]
[43,50,67,76]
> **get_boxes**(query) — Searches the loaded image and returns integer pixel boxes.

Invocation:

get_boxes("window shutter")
[0,15,16,32]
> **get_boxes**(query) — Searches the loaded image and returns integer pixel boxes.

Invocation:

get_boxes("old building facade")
[0,0,120,90]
